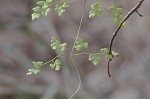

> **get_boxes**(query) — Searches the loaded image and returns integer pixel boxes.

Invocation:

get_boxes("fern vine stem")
[68,0,87,98]
[41,51,102,67]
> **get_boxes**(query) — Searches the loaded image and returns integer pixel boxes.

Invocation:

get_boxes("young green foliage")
[55,1,69,16]
[89,3,103,18]
[100,48,109,53]
[75,37,88,51]
[49,59,61,70]
[106,54,113,60]
[100,48,119,60]
[32,0,52,20]
[32,61,43,68]
[29,0,122,77]
[109,6,122,17]
[27,69,41,75]
[50,37,67,51]
[27,61,43,75]
[106,51,119,59]
[89,54,101,65]
[112,51,119,57]
[109,6,125,27]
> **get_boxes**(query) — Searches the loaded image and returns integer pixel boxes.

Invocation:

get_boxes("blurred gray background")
[0,0,150,99]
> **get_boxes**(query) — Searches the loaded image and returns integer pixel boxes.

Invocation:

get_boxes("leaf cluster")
[28,1,123,76]
[109,6,125,27]
[32,0,69,20]
[32,0,52,20]
[27,37,67,75]
[32,1,125,28]
[89,3,103,18]
[27,37,119,75]
[50,37,67,51]
[55,2,69,16]
[75,37,88,51]
[89,54,100,65]
[27,61,43,75]
[49,59,61,70]
[100,48,119,59]
[88,48,118,66]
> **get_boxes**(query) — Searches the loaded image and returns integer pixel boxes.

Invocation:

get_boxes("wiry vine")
[69,0,86,98]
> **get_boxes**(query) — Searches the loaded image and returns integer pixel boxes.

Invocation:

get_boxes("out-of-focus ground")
[0,0,150,99]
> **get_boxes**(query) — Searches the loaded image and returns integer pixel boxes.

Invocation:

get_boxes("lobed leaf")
[32,0,53,20]
[49,59,61,70]
[89,3,103,18]
[27,68,41,75]
[75,37,88,51]
[32,61,43,68]
[55,2,69,16]
[100,48,109,53]
[50,37,67,51]
[89,54,100,65]
[109,6,126,27]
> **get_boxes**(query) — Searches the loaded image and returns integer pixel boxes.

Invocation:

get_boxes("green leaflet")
[109,6,126,27]
[32,61,43,68]
[50,37,67,51]
[112,51,119,57]
[75,37,88,51]
[89,54,100,65]
[27,69,41,75]
[100,48,119,59]
[32,0,53,20]
[27,61,43,75]
[49,59,61,70]
[100,48,109,53]
[106,54,113,60]
[89,3,103,18]
[106,51,119,59]
[109,6,122,17]
[55,2,69,16]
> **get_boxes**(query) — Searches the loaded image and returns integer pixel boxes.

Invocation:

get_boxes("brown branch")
[136,10,143,17]
[108,0,144,77]
[108,59,112,77]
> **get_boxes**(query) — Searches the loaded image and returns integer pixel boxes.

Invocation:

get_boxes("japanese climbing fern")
[27,0,123,75]
[27,0,145,99]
